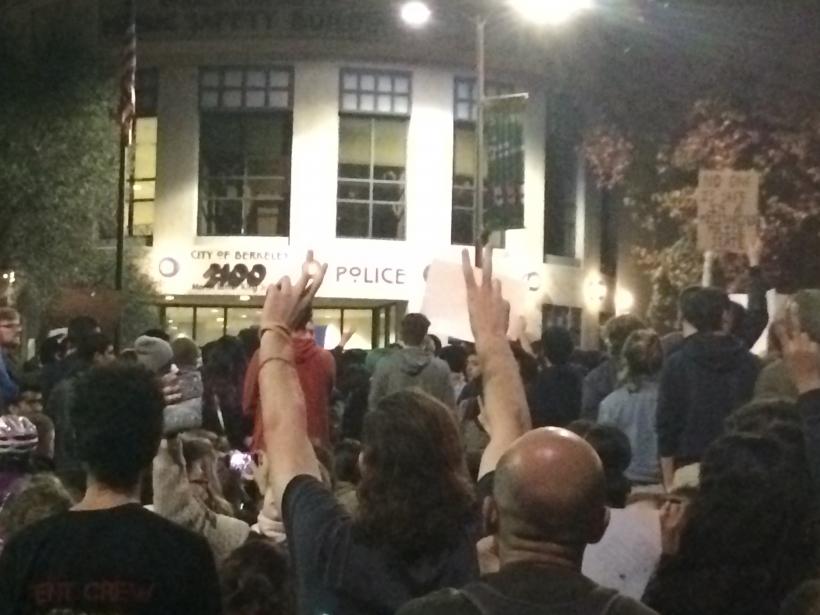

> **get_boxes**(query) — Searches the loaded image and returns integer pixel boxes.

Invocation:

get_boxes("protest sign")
[420,259,527,343]
[696,170,760,253]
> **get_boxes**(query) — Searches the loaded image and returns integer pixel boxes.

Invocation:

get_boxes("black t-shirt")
[0,503,222,615]
[282,475,492,615]
[397,562,658,615]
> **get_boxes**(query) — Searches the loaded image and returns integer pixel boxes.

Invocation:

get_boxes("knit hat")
[134,335,174,374]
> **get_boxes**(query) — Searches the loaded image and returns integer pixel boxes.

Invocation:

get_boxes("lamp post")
[400,0,594,263]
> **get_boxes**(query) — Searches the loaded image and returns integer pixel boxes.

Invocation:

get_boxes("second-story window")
[198,67,293,237]
[337,69,411,240]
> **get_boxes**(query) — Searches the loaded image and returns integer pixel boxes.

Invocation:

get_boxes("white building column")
[289,62,341,247]
[404,67,454,246]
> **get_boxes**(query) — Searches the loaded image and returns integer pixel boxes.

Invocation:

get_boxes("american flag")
[118,0,137,146]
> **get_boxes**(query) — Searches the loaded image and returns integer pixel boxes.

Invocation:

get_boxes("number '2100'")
[203,264,267,289]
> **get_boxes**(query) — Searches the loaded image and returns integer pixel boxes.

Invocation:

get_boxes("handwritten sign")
[696,170,760,253]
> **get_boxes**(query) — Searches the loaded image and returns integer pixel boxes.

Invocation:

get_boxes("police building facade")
[10,0,629,349]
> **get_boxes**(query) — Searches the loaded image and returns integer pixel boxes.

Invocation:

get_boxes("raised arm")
[462,247,531,481]
[740,232,769,349]
[259,252,326,511]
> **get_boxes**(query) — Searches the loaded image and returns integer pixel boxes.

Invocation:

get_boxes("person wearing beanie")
[134,335,174,375]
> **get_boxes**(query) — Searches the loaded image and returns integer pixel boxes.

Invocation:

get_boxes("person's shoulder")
[431,356,451,372]
[397,588,478,615]
[133,507,214,550]
[599,387,628,413]
[282,474,344,521]
[2,509,68,552]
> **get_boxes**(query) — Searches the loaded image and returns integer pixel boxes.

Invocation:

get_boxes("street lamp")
[508,0,594,26]
[400,1,432,28]
[401,1,594,262]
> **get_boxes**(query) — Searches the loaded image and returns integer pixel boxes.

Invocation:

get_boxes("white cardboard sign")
[420,259,527,343]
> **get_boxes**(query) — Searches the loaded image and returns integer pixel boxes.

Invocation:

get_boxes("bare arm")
[259,253,327,512]
[461,248,531,481]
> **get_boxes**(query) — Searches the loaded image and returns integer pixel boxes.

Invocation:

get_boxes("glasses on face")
[0,323,21,330]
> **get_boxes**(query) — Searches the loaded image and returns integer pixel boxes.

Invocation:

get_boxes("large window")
[451,78,514,246]
[337,69,410,240]
[129,69,158,241]
[545,93,580,258]
[198,67,293,237]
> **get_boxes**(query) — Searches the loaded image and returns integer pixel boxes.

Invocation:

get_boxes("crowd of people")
[0,245,819,615]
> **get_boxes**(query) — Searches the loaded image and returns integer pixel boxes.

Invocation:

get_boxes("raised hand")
[261,250,327,333]
[461,246,510,346]
[776,322,820,395]
[660,495,691,556]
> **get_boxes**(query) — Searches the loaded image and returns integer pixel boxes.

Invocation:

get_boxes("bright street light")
[400,1,432,28]
[508,0,594,26]
[615,287,636,315]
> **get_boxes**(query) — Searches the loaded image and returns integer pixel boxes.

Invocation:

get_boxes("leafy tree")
[564,1,820,329]
[0,30,157,337]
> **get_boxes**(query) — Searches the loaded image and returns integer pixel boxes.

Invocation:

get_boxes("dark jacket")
[531,363,586,428]
[44,357,92,493]
[368,347,455,411]
[657,334,759,461]
[798,389,820,495]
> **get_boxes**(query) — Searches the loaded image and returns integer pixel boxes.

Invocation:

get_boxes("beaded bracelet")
[258,356,295,372]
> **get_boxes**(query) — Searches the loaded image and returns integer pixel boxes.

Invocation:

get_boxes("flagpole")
[115,135,127,293]
[115,0,137,293]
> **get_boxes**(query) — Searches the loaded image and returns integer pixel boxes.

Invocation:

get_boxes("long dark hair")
[357,390,476,560]
[645,432,819,615]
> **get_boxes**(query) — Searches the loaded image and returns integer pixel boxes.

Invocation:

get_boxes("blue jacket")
[0,352,18,407]
[599,380,661,483]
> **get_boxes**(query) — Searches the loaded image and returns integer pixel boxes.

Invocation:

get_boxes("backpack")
[460,581,621,615]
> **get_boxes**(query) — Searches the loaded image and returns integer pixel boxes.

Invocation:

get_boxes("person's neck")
[73,477,141,511]
[497,536,584,572]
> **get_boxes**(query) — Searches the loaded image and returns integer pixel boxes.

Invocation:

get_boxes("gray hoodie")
[368,347,455,412]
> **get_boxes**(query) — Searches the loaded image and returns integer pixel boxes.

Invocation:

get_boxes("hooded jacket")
[657,333,759,461]
[368,347,455,412]
[244,337,335,451]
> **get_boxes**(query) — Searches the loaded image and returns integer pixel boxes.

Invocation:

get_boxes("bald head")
[492,428,608,548]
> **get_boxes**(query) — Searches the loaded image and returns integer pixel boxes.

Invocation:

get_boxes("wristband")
[260,324,291,339]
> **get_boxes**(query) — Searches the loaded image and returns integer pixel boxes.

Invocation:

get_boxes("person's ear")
[587,506,610,545]
[483,496,500,537]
